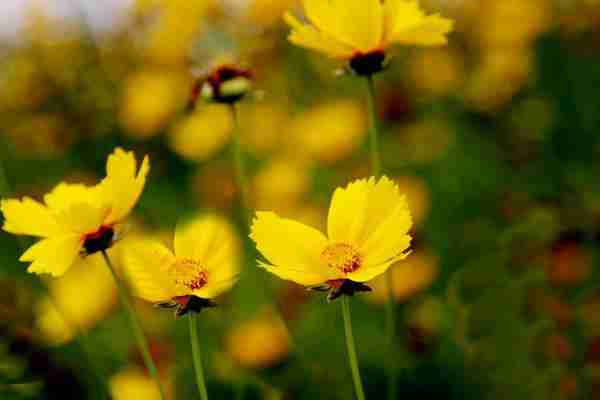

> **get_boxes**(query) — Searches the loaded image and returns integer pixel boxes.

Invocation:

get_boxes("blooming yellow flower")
[251,176,412,299]
[124,215,240,315]
[1,148,149,277]
[285,0,454,74]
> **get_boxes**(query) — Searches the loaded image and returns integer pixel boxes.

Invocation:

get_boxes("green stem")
[341,297,366,400]
[189,314,209,400]
[364,75,397,400]
[101,251,166,400]
[229,104,250,224]
[365,75,381,177]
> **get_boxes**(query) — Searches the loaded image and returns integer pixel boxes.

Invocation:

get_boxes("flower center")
[349,50,386,76]
[171,258,209,292]
[82,225,114,255]
[321,243,362,274]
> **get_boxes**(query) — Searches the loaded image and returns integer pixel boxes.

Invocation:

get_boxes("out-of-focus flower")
[223,0,297,28]
[35,256,117,344]
[252,158,311,213]
[169,104,233,162]
[225,309,291,368]
[120,69,189,138]
[110,367,163,400]
[251,176,412,300]
[285,0,453,75]
[367,250,437,304]
[396,175,431,227]
[290,99,367,164]
[124,214,240,315]
[4,114,72,157]
[193,65,253,105]
[1,148,149,277]
[406,47,464,98]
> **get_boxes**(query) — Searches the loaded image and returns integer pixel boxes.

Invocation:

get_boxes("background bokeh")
[1,0,600,399]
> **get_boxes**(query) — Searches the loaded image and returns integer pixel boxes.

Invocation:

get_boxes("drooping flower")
[251,176,412,300]
[1,148,149,277]
[124,215,240,316]
[285,0,454,75]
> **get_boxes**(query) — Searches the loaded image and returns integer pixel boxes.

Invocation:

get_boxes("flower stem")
[341,296,366,400]
[101,250,166,400]
[229,104,250,224]
[189,314,209,400]
[364,75,397,400]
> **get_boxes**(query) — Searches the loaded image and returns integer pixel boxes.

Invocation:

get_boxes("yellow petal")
[100,148,150,225]
[328,176,413,251]
[1,197,63,237]
[250,211,333,286]
[302,0,345,42]
[55,203,110,234]
[383,0,426,41]
[348,251,409,282]
[21,234,82,277]
[44,183,103,213]
[332,0,384,52]
[284,12,354,58]
[123,239,176,303]
[391,14,454,46]
[174,215,237,263]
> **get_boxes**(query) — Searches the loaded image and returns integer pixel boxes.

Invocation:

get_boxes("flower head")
[250,176,412,300]
[1,148,149,277]
[285,0,454,75]
[124,215,240,316]
[191,64,253,106]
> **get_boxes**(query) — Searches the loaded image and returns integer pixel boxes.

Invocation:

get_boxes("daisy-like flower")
[1,148,149,277]
[251,176,412,301]
[285,0,454,75]
[124,215,240,316]
[190,64,253,107]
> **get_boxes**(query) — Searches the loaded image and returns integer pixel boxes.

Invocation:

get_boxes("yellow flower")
[285,0,453,74]
[0,148,149,277]
[110,367,164,400]
[250,176,412,299]
[124,215,240,315]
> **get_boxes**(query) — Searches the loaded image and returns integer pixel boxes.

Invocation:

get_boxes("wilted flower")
[1,148,149,277]
[251,176,412,300]
[285,0,454,75]
[124,215,240,316]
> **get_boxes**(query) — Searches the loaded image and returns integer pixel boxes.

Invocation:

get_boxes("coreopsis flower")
[285,0,454,75]
[0,148,149,277]
[190,64,253,107]
[251,176,412,301]
[124,215,240,316]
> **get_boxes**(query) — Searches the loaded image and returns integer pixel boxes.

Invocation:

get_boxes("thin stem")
[101,251,166,400]
[229,104,250,224]
[341,297,366,400]
[365,75,381,177]
[189,314,209,400]
[364,74,397,400]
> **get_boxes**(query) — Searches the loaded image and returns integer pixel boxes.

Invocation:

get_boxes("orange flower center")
[172,258,209,292]
[321,243,362,274]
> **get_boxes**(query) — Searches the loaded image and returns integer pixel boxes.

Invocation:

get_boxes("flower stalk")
[342,296,366,400]
[364,75,397,400]
[229,104,250,224]
[101,250,166,400]
[189,314,209,400]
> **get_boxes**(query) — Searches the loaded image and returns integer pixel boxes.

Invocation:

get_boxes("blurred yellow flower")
[290,99,367,163]
[168,104,233,162]
[252,158,311,213]
[1,148,149,277]
[367,250,437,304]
[226,309,291,368]
[396,175,431,226]
[35,256,117,344]
[251,176,412,299]
[110,367,163,400]
[124,215,240,315]
[121,69,188,138]
[406,47,464,97]
[242,0,297,28]
[285,0,453,74]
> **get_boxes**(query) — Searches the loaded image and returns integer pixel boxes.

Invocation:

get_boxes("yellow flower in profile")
[251,176,412,300]
[285,0,454,75]
[1,148,149,277]
[124,215,240,315]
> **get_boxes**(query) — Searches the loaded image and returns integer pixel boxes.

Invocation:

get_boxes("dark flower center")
[82,226,114,255]
[349,50,386,76]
